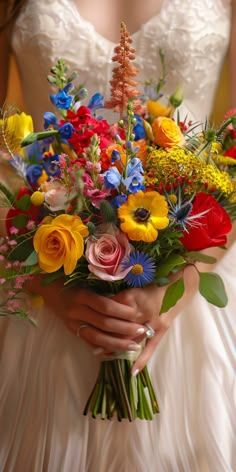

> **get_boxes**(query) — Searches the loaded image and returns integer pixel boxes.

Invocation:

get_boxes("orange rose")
[152,117,185,148]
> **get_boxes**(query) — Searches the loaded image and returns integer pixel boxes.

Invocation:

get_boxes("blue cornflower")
[26,164,43,187]
[122,251,156,288]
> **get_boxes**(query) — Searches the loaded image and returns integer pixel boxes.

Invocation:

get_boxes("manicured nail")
[132,369,139,377]
[93,347,104,356]
[136,312,143,319]
[127,343,141,352]
[136,327,146,335]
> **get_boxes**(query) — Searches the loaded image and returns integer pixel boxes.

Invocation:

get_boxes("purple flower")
[50,90,72,109]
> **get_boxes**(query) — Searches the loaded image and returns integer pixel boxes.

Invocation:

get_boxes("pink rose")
[85,230,132,281]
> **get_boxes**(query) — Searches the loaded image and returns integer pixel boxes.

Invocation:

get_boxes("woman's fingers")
[67,321,143,354]
[69,289,138,322]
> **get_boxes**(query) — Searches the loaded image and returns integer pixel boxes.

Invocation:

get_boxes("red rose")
[181,192,232,251]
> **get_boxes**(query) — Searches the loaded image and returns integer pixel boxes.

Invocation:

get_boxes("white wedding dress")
[0,1,235,471]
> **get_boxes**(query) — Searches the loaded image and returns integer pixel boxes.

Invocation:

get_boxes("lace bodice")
[12,0,231,129]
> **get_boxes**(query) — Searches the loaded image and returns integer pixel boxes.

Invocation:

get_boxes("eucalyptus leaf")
[185,251,217,264]
[160,277,185,315]
[156,254,185,278]
[23,250,38,267]
[199,272,228,307]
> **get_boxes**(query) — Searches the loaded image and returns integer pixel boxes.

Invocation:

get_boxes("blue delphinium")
[104,167,122,190]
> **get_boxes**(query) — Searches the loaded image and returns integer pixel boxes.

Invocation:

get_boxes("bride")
[0,1,235,471]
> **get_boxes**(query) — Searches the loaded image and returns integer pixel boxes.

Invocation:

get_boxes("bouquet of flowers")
[0,23,236,421]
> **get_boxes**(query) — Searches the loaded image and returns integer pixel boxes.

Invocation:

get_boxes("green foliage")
[0,182,16,207]
[23,250,38,267]
[160,277,185,315]
[199,272,228,307]
[7,237,33,262]
[15,194,31,212]
[100,200,117,223]
[21,130,59,147]
[155,254,186,278]
[185,251,217,264]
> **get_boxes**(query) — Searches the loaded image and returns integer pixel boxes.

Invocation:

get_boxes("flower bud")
[169,86,184,108]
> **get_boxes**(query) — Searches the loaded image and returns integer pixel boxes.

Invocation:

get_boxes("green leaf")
[15,194,31,211]
[100,200,117,223]
[160,277,185,315]
[8,237,33,262]
[185,251,217,264]
[198,272,228,307]
[12,214,28,229]
[156,254,185,278]
[156,277,170,287]
[23,250,38,266]
[21,130,59,147]
[0,182,16,206]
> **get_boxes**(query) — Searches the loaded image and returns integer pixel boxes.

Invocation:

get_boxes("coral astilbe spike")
[105,22,143,118]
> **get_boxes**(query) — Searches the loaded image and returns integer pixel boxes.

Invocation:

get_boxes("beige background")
[7,55,230,125]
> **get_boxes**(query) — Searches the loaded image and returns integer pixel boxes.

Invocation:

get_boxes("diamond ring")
[145,323,156,339]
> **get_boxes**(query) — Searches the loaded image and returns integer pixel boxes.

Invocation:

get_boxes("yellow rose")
[152,116,185,148]
[33,214,89,275]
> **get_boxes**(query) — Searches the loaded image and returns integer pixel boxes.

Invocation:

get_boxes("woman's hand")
[111,284,174,375]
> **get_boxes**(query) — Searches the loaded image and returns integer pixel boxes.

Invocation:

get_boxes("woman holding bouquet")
[0,0,236,471]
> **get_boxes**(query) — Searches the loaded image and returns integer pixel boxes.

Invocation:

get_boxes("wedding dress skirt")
[0,0,235,471]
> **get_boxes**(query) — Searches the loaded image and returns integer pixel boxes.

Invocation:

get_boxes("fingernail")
[136,327,146,335]
[132,369,139,377]
[136,312,144,319]
[127,343,141,352]
[93,347,104,356]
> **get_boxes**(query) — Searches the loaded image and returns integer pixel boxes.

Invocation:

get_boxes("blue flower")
[104,167,122,190]
[42,154,60,178]
[126,157,144,176]
[63,83,73,94]
[26,164,43,187]
[50,90,73,109]
[88,93,104,111]
[111,149,121,164]
[59,123,74,140]
[123,173,145,193]
[122,251,156,288]
[43,112,58,129]
[133,115,146,140]
[111,194,128,208]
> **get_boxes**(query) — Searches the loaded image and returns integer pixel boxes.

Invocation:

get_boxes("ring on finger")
[145,323,155,339]
[77,323,90,337]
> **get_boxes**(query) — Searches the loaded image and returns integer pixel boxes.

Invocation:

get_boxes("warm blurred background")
[7,54,231,124]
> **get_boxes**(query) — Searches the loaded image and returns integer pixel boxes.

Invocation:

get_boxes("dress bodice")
[12,0,231,129]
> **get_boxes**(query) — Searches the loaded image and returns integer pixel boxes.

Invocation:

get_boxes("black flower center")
[134,207,150,222]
